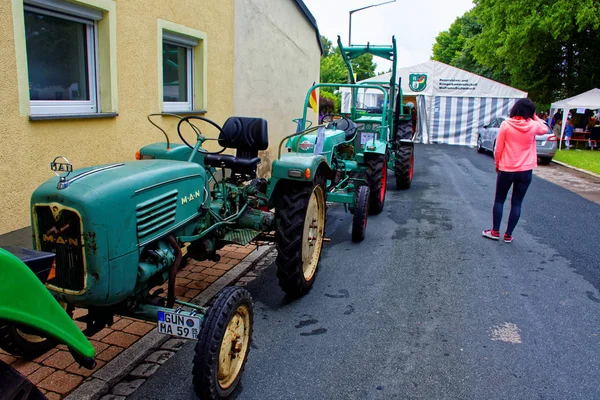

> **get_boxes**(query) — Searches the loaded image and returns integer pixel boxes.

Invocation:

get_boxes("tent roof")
[550,88,600,110]
[359,60,527,98]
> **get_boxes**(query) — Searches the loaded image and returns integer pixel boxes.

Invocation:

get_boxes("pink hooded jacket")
[494,115,548,172]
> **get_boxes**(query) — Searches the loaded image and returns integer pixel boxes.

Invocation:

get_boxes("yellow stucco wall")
[233,0,321,177]
[0,0,235,235]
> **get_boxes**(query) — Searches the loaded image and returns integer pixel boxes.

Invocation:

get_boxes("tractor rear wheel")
[275,176,326,297]
[394,145,414,190]
[365,154,387,214]
[352,186,369,242]
[396,120,413,140]
[0,323,57,360]
[192,286,253,400]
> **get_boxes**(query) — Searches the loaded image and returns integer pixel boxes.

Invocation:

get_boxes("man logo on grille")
[42,223,79,246]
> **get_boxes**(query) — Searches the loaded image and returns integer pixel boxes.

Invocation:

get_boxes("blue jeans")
[493,170,533,235]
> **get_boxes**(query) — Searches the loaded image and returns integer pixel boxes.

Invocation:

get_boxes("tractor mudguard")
[267,154,330,199]
[139,142,194,162]
[0,247,95,360]
[362,140,388,157]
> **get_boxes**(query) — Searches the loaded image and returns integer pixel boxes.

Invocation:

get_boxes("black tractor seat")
[203,153,261,170]
[202,116,268,179]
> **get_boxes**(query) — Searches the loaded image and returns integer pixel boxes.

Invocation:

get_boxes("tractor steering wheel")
[177,116,228,155]
[321,114,350,129]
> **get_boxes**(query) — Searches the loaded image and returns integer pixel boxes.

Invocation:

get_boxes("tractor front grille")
[34,205,86,292]
[136,190,178,241]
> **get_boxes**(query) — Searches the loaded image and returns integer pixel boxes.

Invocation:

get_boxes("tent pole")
[559,108,568,150]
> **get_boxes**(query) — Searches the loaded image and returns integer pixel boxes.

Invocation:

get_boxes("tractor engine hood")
[31,160,207,261]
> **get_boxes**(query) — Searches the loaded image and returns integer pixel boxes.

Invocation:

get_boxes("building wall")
[0,0,235,236]
[233,0,321,177]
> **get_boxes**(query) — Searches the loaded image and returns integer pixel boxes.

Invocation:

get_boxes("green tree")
[320,52,347,87]
[352,53,377,81]
[319,35,377,89]
[320,35,333,57]
[432,1,600,103]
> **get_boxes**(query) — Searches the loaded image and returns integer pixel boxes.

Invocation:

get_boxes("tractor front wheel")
[0,360,47,399]
[394,145,414,190]
[352,186,369,242]
[365,154,387,214]
[192,286,253,400]
[275,176,326,297]
[0,323,56,360]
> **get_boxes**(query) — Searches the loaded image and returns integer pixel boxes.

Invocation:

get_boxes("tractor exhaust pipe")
[167,235,182,308]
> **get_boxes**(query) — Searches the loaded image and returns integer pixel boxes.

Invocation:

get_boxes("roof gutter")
[293,0,324,55]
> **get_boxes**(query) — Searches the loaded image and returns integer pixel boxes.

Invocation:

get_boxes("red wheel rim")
[409,154,414,180]
[380,164,387,202]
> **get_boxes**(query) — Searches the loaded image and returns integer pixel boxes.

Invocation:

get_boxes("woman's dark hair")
[509,98,536,119]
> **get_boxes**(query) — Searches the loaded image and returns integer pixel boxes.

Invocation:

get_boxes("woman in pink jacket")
[483,98,549,243]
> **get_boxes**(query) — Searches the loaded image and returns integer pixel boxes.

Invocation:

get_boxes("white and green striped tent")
[342,60,527,146]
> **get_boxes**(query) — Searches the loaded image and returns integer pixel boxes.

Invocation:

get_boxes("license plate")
[536,140,545,145]
[361,132,375,145]
[157,311,201,340]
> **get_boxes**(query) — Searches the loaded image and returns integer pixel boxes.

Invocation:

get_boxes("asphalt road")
[131,144,600,400]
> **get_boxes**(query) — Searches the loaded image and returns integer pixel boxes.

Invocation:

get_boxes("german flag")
[309,87,318,114]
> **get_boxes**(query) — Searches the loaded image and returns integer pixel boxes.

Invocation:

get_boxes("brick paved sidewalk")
[0,244,255,399]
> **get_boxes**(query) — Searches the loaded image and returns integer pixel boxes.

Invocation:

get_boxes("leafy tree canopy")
[319,35,377,88]
[432,0,600,105]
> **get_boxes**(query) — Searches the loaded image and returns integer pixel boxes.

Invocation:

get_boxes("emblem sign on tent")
[409,74,427,92]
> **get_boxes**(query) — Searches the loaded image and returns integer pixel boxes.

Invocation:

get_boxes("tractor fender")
[362,140,388,157]
[267,154,331,200]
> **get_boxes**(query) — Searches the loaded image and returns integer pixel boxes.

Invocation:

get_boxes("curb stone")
[552,159,600,179]
[64,244,275,400]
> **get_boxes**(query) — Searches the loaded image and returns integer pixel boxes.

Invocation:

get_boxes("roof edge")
[293,0,324,55]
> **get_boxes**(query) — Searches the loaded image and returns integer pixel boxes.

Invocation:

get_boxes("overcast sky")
[302,0,474,72]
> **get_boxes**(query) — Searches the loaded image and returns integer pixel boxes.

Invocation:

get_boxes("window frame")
[157,20,207,114]
[24,3,100,116]
[162,38,194,112]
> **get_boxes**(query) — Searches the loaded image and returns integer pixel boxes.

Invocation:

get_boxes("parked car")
[476,116,557,165]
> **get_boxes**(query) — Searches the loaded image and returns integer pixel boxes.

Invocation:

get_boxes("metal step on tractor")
[0,111,375,399]
[336,35,416,192]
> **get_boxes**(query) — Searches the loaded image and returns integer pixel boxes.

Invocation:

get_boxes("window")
[162,32,198,112]
[23,1,102,115]
[158,21,207,113]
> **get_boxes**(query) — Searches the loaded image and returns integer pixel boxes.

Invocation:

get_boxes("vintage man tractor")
[0,113,372,399]
[336,36,416,191]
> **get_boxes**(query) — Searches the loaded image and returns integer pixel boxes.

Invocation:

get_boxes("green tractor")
[0,246,95,400]
[291,82,391,239]
[337,36,416,191]
[0,113,374,399]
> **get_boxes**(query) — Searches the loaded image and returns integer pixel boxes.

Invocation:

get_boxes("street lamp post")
[348,0,396,46]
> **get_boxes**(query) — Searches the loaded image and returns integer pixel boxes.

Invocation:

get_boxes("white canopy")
[551,88,600,110]
[550,88,600,150]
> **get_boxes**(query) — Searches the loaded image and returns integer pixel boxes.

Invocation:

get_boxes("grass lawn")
[554,149,600,175]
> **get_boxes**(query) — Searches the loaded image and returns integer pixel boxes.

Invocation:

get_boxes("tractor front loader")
[337,35,416,190]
